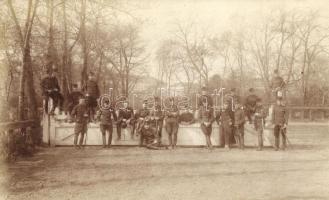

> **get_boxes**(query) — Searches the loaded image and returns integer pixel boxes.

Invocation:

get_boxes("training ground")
[1,123,329,200]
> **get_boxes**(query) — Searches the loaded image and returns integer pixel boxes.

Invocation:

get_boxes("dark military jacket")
[199,106,214,124]
[152,105,164,121]
[165,105,179,118]
[136,108,150,119]
[41,76,60,95]
[71,103,90,124]
[141,126,156,145]
[272,104,288,125]
[118,107,134,121]
[83,79,100,98]
[97,107,117,125]
[198,95,213,108]
[217,109,233,126]
[254,105,266,130]
[234,108,245,126]
[244,94,258,109]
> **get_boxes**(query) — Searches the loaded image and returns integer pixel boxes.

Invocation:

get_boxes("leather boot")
[234,135,240,148]
[274,136,279,151]
[107,132,112,148]
[102,134,106,148]
[79,133,85,147]
[282,134,287,150]
[240,135,244,150]
[74,134,79,149]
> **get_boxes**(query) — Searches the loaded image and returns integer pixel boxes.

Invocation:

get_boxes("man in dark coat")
[244,88,259,124]
[41,69,64,115]
[117,99,135,140]
[139,116,168,150]
[234,102,245,149]
[82,72,100,120]
[165,97,179,149]
[151,97,164,144]
[272,98,288,151]
[71,97,91,149]
[216,102,233,149]
[97,99,117,148]
[254,98,267,151]
[199,99,215,149]
[135,100,151,135]
[270,69,286,102]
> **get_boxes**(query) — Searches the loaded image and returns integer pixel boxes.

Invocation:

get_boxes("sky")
[118,0,329,77]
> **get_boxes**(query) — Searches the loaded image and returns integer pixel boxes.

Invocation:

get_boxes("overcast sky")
[118,0,329,77]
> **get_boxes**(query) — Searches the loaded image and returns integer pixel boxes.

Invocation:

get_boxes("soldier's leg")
[240,125,245,149]
[200,123,208,148]
[172,122,179,148]
[44,95,50,114]
[108,125,113,148]
[206,125,213,149]
[100,125,106,148]
[281,128,287,150]
[224,125,231,148]
[57,92,64,113]
[130,120,136,139]
[257,129,263,151]
[219,125,225,147]
[116,122,122,140]
[74,132,79,149]
[234,127,240,148]
[165,122,173,147]
[74,123,82,148]
[49,92,57,114]
[79,123,87,147]
[274,125,280,151]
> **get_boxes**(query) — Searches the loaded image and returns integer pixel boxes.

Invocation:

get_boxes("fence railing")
[287,106,329,121]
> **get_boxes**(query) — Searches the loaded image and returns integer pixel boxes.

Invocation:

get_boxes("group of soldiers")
[41,68,289,151]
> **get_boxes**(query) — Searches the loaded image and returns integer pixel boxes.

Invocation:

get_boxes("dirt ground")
[1,124,329,200]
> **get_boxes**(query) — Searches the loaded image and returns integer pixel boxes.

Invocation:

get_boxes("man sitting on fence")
[41,68,64,115]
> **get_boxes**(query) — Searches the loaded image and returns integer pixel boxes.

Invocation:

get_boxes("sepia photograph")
[0,0,329,199]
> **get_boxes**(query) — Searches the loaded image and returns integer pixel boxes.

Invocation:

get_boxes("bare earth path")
[1,125,329,200]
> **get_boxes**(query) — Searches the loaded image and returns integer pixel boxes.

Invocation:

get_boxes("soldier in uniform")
[82,72,100,120]
[199,98,215,149]
[117,99,135,140]
[139,116,168,150]
[97,99,117,148]
[217,102,233,149]
[71,97,90,149]
[66,83,84,118]
[198,86,213,108]
[135,100,151,135]
[234,102,245,149]
[41,69,64,115]
[254,98,267,151]
[270,69,286,101]
[272,98,288,151]
[244,88,259,124]
[165,97,179,149]
[151,97,164,144]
